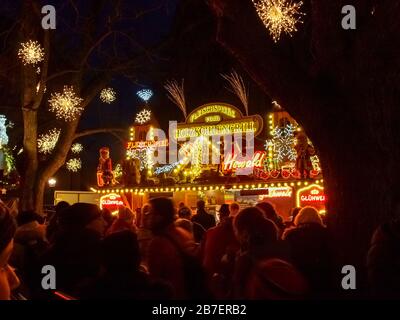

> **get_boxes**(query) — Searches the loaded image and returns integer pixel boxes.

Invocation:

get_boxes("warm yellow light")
[290,183,294,186]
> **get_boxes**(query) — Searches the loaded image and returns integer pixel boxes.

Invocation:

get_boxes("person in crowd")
[106,206,137,236]
[46,201,70,244]
[36,203,105,298]
[147,197,210,299]
[201,204,238,273]
[10,210,48,298]
[282,206,334,297]
[191,200,216,231]
[80,230,172,299]
[367,218,400,299]
[285,207,302,229]
[100,208,115,234]
[0,202,20,300]
[229,202,240,217]
[255,201,286,236]
[137,204,153,268]
[178,205,205,243]
[232,207,308,299]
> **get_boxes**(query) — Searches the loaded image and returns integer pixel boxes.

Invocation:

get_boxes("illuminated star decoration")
[271,123,297,163]
[126,148,154,170]
[71,143,83,154]
[135,109,151,124]
[37,128,61,154]
[48,86,83,121]
[252,0,305,42]
[18,40,45,65]
[66,158,82,172]
[100,87,116,104]
[136,89,153,102]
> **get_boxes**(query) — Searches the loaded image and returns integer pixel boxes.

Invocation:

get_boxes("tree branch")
[74,128,126,140]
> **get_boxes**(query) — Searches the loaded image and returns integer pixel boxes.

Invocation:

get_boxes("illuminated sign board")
[263,187,293,198]
[99,193,124,214]
[296,184,326,213]
[188,103,239,123]
[175,103,264,139]
[126,139,169,150]
[223,151,266,172]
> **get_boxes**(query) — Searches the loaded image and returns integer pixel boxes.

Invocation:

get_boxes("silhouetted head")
[234,207,278,252]
[229,202,240,217]
[178,206,192,220]
[255,202,278,221]
[294,206,323,226]
[55,201,70,215]
[197,200,206,211]
[102,230,140,273]
[218,204,230,222]
[148,197,176,234]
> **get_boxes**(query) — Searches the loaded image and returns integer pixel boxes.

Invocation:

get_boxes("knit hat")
[59,203,101,229]
[0,202,16,254]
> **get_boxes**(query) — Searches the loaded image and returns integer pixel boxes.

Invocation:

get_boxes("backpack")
[163,234,212,300]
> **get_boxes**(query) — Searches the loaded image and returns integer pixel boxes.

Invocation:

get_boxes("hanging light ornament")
[18,40,45,65]
[48,86,83,121]
[135,109,151,124]
[71,143,83,154]
[100,87,116,104]
[37,128,61,154]
[66,158,82,172]
[252,0,305,42]
[136,89,153,102]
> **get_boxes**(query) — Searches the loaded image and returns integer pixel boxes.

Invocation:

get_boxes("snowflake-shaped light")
[71,143,83,154]
[271,123,297,162]
[100,87,116,104]
[66,158,82,172]
[135,109,151,124]
[136,89,153,102]
[252,0,305,42]
[49,86,83,121]
[37,128,61,154]
[18,40,45,65]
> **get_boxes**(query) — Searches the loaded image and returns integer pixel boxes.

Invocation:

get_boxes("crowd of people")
[0,197,398,300]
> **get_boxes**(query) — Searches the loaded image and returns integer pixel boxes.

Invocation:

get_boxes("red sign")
[100,193,124,214]
[296,184,326,213]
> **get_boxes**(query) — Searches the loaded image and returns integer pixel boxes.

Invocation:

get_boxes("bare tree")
[0,0,169,212]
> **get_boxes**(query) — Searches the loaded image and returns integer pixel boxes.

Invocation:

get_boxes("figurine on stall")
[295,132,315,179]
[97,147,114,187]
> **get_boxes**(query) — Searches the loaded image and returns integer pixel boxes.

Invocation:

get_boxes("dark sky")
[0,0,273,191]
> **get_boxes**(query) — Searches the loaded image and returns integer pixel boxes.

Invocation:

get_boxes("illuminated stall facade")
[93,102,325,218]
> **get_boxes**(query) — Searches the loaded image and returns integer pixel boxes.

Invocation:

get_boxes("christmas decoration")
[295,132,315,179]
[136,89,153,102]
[97,147,114,186]
[37,128,60,154]
[66,158,82,172]
[71,143,83,154]
[100,87,116,104]
[270,122,297,163]
[252,0,305,42]
[135,109,151,124]
[18,40,45,65]
[49,86,83,121]
[165,79,187,118]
